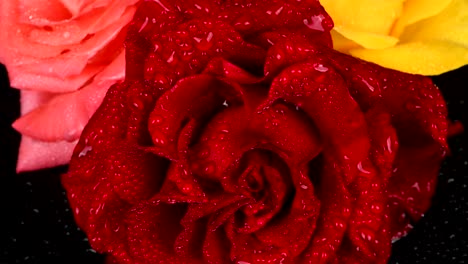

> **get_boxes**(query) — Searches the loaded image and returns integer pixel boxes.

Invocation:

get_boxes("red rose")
[62,1,448,263]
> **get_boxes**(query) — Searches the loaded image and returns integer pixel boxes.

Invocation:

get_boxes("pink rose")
[0,0,139,171]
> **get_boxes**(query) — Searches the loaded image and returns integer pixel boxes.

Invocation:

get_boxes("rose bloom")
[62,1,448,263]
[0,0,139,171]
[320,0,468,75]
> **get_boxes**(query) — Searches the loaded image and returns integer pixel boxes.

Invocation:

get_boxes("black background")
[0,63,466,264]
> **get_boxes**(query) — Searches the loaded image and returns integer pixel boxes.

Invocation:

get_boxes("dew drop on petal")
[152,131,167,146]
[303,14,325,31]
[314,63,328,72]
[203,162,216,175]
[150,115,164,125]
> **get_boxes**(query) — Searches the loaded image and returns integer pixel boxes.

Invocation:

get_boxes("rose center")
[241,166,265,198]
[230,150,293,233]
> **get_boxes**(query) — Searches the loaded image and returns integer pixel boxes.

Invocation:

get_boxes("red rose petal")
[300,155,352,263]
[254,165,320,258]
[266,59,371,185]
[388,143,444,239]
[365,108,399,179]
[126,202,192,264]
[326,50,448,150]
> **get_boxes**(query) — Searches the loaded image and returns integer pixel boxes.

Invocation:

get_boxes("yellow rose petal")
[321,0,404,35]
[334,26,399,50]
[349,41,468,75]
[399,0,468,46]
[330,29,362,52]
[391,0,453,37]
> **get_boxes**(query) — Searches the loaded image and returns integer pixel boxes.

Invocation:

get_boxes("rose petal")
[390,0,453,37]
[176,195,250,259]
[266,59,371,184]
[320,0,404,35]
[388,143,444,238]
[300,155,352,263]
[347,175,389,259]
[326,50,448,149]
[333,27,399,50]
[148,74,243,160]
[13,52,126,171]
[17,90,55,115]
[226,230,292,264]
[349,40,468,75]
[254,165,320,258]
[26,3,135,49]
[398,0,468,45]
[16,136,76,172]
[126,202,191,264]
[8,65,102,92]
[12,75,111,142]
[58,0,87,18]
[365,108,399,177]
[189,103,321,184]
[104,144,168,204]
[203,228,231,263]
[17,0,72,23]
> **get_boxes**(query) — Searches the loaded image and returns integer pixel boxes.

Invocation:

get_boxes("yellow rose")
[321,0,468,75]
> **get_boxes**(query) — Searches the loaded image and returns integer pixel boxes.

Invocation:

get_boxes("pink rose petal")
[12,57,121,141]
[16,136,77,172]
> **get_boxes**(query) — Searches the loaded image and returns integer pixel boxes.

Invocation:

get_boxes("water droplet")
[271,118,280,126]
[360,78,375,92]
[357,161,372,174]
[181,183,193,193]
[197,146,211,158]
[405,99,421,111]
[370,202,384,214]
[275,6,284,15]
[152,131,167,146]
[203,20,213,28]
[303,14,326,31]
[138,17,149,33]
[218,124,229,133]
[314,63,328,72]
[275,50,284,61]
[131,98,145,110]
[178,41,193,51]
[166,51,176,63]
[279,76,289,85]
[411,182,421,192]
[150,115,164,125]
[342,207,351,217]
[358,227,375,241]
[78,146,92,157]
[153,73,168,85]
[234,15,253,30]
[218,133,226,140]
[335,218,346,229]
[196,33,214,51]
[386,136,393,153]
[203,162,216,175]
